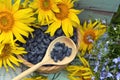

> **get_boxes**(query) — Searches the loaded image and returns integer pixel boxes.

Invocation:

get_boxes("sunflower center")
[40,0,51,11]
[0,11,14,32]
[83,30,96,44]
[55,3,69,20]
[0,44,12,58]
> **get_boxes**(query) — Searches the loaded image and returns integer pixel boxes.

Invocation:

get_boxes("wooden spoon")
[13,36,78,80]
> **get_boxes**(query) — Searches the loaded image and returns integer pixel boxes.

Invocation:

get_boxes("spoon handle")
[12,61,45,80]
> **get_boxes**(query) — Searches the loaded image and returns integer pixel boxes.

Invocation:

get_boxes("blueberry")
[60,43,65,48]
[63,46,68,53]
[37,38,42,42]
[43,39,50,44]
[28,39,34,43]
[32,61,37,64]
[24,55,28,60]
[53,56,58,62]
[20,27,77,64]
[37,56,43,61]
[49,36,56,40]
[51,52,55,59]
[57,53,64,61]
[28,54,33,59]
[31,51,36,55]
[66,48,72,57]
[56,29,63,36]
[53,47,63,51]
[41,26,48,31]
[54,42,61,47]
[40,48,46,54]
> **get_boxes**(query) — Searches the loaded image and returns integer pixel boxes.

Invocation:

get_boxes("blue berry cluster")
[51,42,72,62]
[22,26,78,64]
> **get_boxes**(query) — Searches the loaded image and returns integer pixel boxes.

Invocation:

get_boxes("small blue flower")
[94,66,99,72]
[101,66,106,71]
[98,53,102,60]
[107,72,113,78]
[110,65,116,69]
[116,72,120,80]
[118,64,120,69]
[100,71,107,79]
[113,57,120,64]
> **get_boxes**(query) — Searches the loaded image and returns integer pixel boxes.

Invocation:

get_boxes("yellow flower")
[0,0,35,44]
[79,20,106,56]
[23,76,48,80]
[66,54,93,80]
[30,0,61,25]
[78,54,90,67]
[46,0,83,37]
[66,66,93,80]
[0,41,27,71]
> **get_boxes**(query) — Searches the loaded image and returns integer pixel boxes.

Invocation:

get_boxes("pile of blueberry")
[22,25,78,64]
[51,42,72,62]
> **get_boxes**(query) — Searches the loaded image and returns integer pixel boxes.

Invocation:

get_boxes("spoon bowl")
[13,36,78,80]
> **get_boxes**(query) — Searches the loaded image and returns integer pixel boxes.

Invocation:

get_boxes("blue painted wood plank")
[75,0,120,12]
[74,0,120,24]
[78,10,114,24]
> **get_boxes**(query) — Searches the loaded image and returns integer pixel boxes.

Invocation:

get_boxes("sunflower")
[79,20,106,56]
[66,54,93,80]
[0,0,35,44]
[67,66,93,80]
[29,0,61,25]
[46,0,83,37]
[0,41,27,71]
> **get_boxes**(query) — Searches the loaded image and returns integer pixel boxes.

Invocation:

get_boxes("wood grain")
[74,0,120,24]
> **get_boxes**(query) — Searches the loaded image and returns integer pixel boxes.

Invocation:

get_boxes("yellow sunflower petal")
[12,28,26,43]
[82,72,92,76]
[78,55,90,67]
[1,33,12,43]
[83,21,87,30]
[0,32,5,42]
[62,19,70,37]
[12,0,20,13]
[0,45,4,54]
[4,0,12,10]
[29,0,38,9]
[52,4,60,12]
[14,27,29,38]
[14,8,34,20]
[69,11,80,26]
[19,18,36,24]
[6,59,15,70]
[12,50,27,54]
[81,57,90,67]
[3,59,8,71]
[49,21,61,36]
[92,21,98,28]
[0,59,2,68]
[9,55,20,66]
[68,21,73,36]
[38,12,44,23]
[14,21,34,32]
[70,9,83,14]
[9,32,14,46]
[88,44,93,51]
[16,47,25,50]
[66,66,80,71]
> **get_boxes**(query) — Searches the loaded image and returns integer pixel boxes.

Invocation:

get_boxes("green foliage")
[111,5,120,24]
[107,24,120,58]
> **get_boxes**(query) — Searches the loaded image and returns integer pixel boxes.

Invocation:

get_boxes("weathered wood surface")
[1,0,120,80]
[75,0,120,24]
